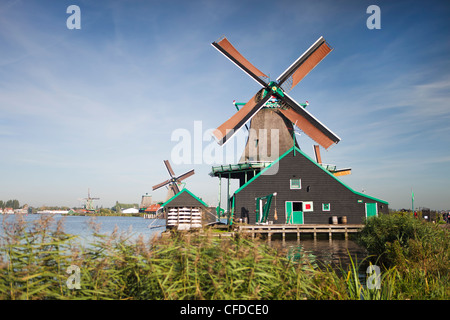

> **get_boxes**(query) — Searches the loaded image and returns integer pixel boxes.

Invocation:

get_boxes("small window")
[290,178,301,189]
[322,203,331,211]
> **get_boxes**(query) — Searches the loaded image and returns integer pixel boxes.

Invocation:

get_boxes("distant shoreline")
[1,212,145,217]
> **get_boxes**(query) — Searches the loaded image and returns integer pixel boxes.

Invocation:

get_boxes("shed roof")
[161,188,208,207]
[144,204,161,212]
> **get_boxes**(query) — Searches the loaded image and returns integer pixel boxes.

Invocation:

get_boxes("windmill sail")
[212,36,340,152]
[212,37,269,87]
[152,179,171,191]
[177,169,195,182]
[313,145,322,164]
[312,144,351,176]
[279,93,340,149]
[164,160,175,177]
[213,91,271,145]
[277,37,333,92]
[152,160,195,199]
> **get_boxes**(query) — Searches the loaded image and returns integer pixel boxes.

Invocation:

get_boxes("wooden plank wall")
[234,150,388,225]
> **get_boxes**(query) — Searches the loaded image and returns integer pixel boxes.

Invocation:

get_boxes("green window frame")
[290,178,301,189]
[322,203,331,211]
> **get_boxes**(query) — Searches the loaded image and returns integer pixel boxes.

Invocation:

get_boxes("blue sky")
[0,0,449,210]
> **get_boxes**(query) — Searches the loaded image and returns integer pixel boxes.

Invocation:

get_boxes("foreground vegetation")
[0,213,448,300]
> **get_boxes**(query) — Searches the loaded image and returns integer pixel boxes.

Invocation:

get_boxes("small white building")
[121,208,139,214]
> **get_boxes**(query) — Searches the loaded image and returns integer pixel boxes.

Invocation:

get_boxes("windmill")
[79,188,99,212]
[152,160,195,201]
[211,36,340,162]
[313,145,351,177]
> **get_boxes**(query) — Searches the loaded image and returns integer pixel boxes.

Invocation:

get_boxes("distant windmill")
[152,160,195,201]
[79,188,100,212]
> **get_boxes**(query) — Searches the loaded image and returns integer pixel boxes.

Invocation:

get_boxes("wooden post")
[218,174,221,219]
[297,227,300,244]
[226,174,230,214]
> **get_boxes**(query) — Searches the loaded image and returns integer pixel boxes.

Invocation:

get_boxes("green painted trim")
[353,190,388,204]
[161,188,208,207]
[233,146,389,205]
[234,147,294,195]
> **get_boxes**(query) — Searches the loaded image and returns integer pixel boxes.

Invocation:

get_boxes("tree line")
[0,200,20,209]
[0,199,140,212]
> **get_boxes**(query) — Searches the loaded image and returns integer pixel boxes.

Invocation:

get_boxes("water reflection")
[274,238,368,271]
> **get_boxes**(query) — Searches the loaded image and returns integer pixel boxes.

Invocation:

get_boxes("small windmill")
[152,160,195,201]
[211,36,340,162]
[79,188,99,212]
[313,145,351,177]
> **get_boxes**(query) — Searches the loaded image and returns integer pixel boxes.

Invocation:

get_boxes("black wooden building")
[214,146,388,225]
[161,188,217,230]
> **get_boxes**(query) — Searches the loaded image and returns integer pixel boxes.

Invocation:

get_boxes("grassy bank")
[356,213,449,299]
[0,214,448,300]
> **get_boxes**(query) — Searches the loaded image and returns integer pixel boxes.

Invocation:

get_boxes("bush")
[357,213,449,299]
[358,213,448,266]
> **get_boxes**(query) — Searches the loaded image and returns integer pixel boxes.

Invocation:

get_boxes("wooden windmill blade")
[164,160,175,177]
[177,169,195,182]
[152,179,171,191]
[153,160,195,196]
[312,144,351,176]
[212,37,269,87]
[213,91,271,145]
[313,145,322,164]
[278,92,340,149]
[332,168,352,176]
[277,36,333,92]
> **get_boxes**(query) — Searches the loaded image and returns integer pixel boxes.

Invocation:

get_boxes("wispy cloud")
[0,0,449,209]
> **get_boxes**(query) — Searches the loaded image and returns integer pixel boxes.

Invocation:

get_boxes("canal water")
[1,214,368,269]
[0,214,166,244]
[280,239,368,270]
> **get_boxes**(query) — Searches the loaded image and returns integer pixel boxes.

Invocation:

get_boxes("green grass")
[0,213,448,300]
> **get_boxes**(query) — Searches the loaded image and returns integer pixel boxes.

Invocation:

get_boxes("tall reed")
[1,214,448,300]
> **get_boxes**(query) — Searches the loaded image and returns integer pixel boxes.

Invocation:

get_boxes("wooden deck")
[236,224,364,242]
